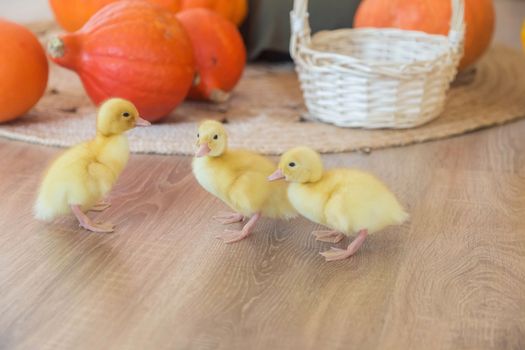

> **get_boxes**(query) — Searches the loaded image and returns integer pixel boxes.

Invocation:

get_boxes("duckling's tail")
[33,190,60,222]
[393,208,410,225]
[34,197,54,221]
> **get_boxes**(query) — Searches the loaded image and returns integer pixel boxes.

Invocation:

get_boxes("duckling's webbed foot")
[90,199,111,212]
[71,205,115,233]
[215,213,261,243]
[312,230,345,243]
[320,229,368,261]
[81,221,115,233]
[212,211,244,225]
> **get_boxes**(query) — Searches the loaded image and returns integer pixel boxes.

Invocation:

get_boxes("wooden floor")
[1,1,525,349]
[1,117,525,349]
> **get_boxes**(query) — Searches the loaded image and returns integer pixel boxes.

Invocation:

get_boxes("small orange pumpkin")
[181,0,247,26]
[177,8,246,102]
[47,0,195,122]
[49,0,182,32]
[354,0,495,70]
[0,19,48,123]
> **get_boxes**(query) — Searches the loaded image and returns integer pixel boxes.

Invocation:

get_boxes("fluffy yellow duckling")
[268,146,408,261]
[192,120,297,243]
[34,98,150,232]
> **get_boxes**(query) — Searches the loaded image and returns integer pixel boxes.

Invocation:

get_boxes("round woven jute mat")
[1,24,524,155]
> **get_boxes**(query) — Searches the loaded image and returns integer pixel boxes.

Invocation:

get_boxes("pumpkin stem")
[47,36,65,59]
[192,73,201,86]
[210,89,231,103]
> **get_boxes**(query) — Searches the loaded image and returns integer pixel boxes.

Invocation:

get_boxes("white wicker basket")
[290,0,465,129]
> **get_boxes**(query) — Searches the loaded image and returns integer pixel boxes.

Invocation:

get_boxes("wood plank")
[1,1,525,348]
[1,118,525,349]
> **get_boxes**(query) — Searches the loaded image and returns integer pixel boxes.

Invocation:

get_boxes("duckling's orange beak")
[135,116,151,127]
[268,168,285,181]
[195,143,211,157]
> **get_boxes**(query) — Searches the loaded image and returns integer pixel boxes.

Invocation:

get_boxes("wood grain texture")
[1,1,525,349]
[0,117,525,350]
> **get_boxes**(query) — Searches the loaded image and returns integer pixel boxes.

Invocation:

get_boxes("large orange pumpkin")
[181,0,247,26]
[47,1,195,122]
[354,0,495,70]
[177,8,246,102]
[49,0,182,32]
[0,19,48,123]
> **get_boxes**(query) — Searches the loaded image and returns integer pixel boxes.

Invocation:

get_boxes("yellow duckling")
[192,120,297,243]
[268,146,408,261]
[34,98,150,232]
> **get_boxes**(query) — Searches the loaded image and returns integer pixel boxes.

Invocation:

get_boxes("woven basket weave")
[290,0,465,129]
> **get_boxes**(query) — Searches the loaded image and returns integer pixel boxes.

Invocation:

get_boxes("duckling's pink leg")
[215,213,261,243]
[89,199,111,212]
[71,205,114,233]
[212,211,244,225]
[320,229,368,261]
[312,230,345,243]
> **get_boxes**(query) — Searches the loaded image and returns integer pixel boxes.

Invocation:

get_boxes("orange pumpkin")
[47,1,195,122]
[181,0,247,26]
[49,0,182,32]
[354,0,495,70]
[177,8,246,102]
[0,19,48,123]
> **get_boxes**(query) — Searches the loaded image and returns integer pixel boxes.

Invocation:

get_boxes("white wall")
[0,0,53,23]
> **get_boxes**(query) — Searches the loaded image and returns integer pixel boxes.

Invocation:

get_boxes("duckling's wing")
[57,147,105,206]
[324,172,408,234]
[35,143,97,218]
[87,162,117,195]
[228,171,270,216]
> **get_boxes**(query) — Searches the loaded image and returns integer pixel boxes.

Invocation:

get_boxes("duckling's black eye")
[213,134,218,140]
[197,133,199,138]
[289,162,296,167]
[122,112,130,118]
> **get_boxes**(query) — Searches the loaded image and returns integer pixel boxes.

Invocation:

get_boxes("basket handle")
[290,0,311,59]
[290,0,465,57]
[449,0,465,52]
